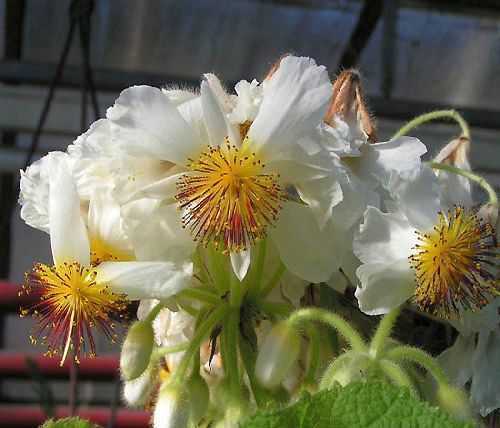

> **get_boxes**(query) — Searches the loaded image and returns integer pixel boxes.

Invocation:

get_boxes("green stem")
[288,308,366,352]
[379,359,417,396]
[392,110,470,140]
[224,308,241,397]
[369,307,401,358]
[247,239,267,299]
[229,271,243,308]
[260,262,286,298]
[179,287,220,306]
[319,350,358,390]
[153,342,190,359]
[144,301,165,324]
[257,300,294,319]
[429,162,498,206]
[385,345,448,385]
[170,304,229,386]
[304,326,321,386]
[208,246,230,293]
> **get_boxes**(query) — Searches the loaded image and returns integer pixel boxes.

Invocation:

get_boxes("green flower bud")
[188,374,210,423]
[436,384,473,421]
[153,383,190,428]
[120,321,154,381]
[255,322,301,388]
[320,351,372,390]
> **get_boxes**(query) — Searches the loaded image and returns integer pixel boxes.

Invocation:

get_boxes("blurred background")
[0,0,499,426]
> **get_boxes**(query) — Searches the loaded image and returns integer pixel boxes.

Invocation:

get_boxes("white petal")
[359,137,427,186]
[470,330,500,416]
[270,203,341,283]
[87,193,132,255]
[201,80,228,147]
[230,249,251,281]
[248,56,331,161]
[353,207,416,265]
[48,155,90,266]
[354,259,415,315]
[451,298,500,336]
[107,85,201,165]
[438,334,475,388]
[389,165,443,231]
[96,261,193,300]
[121,199,195,263]
[19,153,62,234]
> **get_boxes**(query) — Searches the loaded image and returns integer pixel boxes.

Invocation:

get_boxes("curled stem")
[144,301,165,325]
[385,345,448,386]
[392,110,470,140]
[429,162,498,206]
[304,326,321,386]
[379,359,417,396]
[288,308,366,352]
[370,307,401,358]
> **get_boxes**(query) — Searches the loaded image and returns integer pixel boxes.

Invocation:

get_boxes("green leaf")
[40,417,100,428]
[241,382,476,428]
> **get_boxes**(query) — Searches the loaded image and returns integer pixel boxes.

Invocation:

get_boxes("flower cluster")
[19,55,499,424]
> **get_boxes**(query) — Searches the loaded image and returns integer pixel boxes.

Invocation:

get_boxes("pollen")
[20,261,127,365]
[175,138,284,253]
[409,206,499,318]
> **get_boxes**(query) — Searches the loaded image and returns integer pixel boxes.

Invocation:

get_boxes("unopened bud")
[123,362,158,407]
[436,384,472,421]
[434,136,470,168]
[325,69,377,143]
[188,374,210,423]
[121,321,154,381]
[255,322,301,388]
[153,383,190,428]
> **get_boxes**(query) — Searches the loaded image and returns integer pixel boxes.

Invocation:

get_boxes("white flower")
[104,56,342,283]
[439,298,500,416]
[353,165,498,318]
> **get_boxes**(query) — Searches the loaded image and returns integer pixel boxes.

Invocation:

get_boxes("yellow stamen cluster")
[20,261,127,365]
[409,206,499,318]
[175,138,284,253]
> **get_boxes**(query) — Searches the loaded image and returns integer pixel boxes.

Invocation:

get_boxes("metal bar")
[381,0,398,98]
[0,405,149,428]
[0,352,119,381]
[336,0,384,71]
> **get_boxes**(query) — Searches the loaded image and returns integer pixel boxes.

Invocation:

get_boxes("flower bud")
[255,322,301,388]
[436,384,472,421]
[188,374,210,423]
[120,321,154,381]
[320,352,371,390]
[325,69,377,143]
[123,362,158,407]
[153,383,190,428]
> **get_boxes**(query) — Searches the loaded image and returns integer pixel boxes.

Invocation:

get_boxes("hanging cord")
[23,0,99,170]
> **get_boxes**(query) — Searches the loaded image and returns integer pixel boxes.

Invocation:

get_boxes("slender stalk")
[429,162,498,206]
[144,301,165,324]
[260,262,286,298]
[386,345,448,385]
[224,308,242,398]
[171,304,229,385]
[230,271,243,308]
[257,300,294,319]
[379,359,417,396]
[179,287,220,306]
[288,308,366,352]
[392,110,470,140]
[248,239,267,298]
[153,342,190,359]
[304,326,321,386]
[369,307,401,358]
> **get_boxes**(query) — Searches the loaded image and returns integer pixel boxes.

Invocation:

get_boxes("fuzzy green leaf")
[242,382,476,428]
[40,417,100,428]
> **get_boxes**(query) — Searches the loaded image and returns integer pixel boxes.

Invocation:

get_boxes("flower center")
[20,261,127,364]
[409,206,499,318]
[175,139,284,252]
